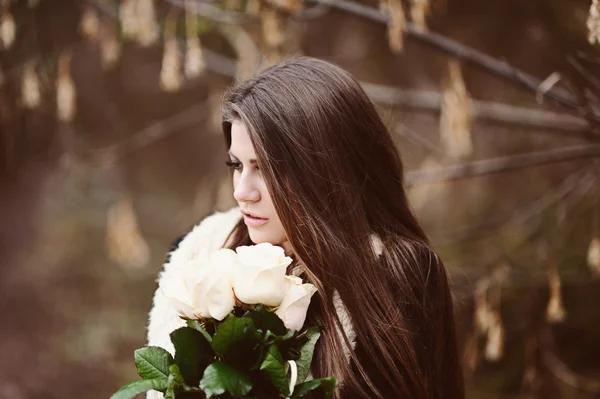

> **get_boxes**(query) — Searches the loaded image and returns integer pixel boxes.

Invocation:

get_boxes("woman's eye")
[225,160,242,171]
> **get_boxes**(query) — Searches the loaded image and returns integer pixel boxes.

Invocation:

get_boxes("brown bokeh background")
[1,0,599,398]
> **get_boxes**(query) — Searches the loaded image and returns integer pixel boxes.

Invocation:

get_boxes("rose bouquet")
[111,243,337,399]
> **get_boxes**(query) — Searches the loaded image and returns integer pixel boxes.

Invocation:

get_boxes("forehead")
[230,120,256,158]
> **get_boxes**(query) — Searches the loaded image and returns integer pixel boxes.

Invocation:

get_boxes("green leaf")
[135,346,174,380]
[199,361,253,398]
[292,378,337,398]
[211,314,257,355]
[168,364,185,385]
[295,328,321,384]
[259,344,290,396]
[164,385,175,399]
[164,365,186,399]
[110,378,168,399]
[171,327,214,386]
[187,320,213,342]
[248,305,287,336]
[276,329,297,342]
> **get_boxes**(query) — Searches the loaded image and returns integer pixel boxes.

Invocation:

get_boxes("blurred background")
[1,0,600,398]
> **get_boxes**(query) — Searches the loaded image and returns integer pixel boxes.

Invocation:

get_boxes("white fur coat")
[145,207,379,398]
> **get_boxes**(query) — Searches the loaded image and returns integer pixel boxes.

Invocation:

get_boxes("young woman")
[147,57,465,399]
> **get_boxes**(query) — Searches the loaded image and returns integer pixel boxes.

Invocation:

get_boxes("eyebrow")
[228,151,258,165]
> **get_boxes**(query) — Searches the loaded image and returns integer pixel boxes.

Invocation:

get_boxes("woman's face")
[229,120,290,252]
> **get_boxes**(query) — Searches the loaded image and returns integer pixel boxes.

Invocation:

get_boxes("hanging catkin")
[101,24,122,70]
[79,5,100,40]
[440,59,473,160]
[120,0,139,39]
[484,310,504,361]
[160,11,183,92]
[546,265,566,323]
[588,0,600,45]
[387,0,405,53]
[22,61,41,109]
[588,237,600,275]
[262,8,284,48]
[106,196,150,269]
[136,0,159,47]
[410,0,429,31]
[56,53,77,122]
[0,3,15,50]
[184,0,205,79]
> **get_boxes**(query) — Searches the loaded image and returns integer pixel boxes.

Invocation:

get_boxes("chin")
[248,230,283,247]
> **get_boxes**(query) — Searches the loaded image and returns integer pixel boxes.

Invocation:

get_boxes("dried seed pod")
[484,311,504,361]
[106,196,150,269]
[160,36,183,92]
[100,29,122,70]
[21,61,41,109]
[267,0,302,14]
[262,8,284,48]
[587,237,600,275]
[546,266,566,323]
[136,0,159,47]
[474,277,491,333]
[379,0,390,16]
[440,59,473,160]
[410,0,429,31]
[246,0,262,17]
[184,37,205,79]
[56,53,77,122]
[120,0,138,39]
[184,2,205,79]
[588,0,600,45]
[491,262,511,284]
[387,0,405,53]
[406,156,446,211]
[80,6,100,40]
[0,9,16,50]
[225,0,242,10]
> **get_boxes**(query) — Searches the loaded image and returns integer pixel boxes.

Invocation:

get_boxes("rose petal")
[205,276,236,321]
[276,282,317,331]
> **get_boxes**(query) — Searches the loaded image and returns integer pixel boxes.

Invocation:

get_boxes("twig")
[363,82,589,133]
[568,55,600,92]
[405,144,600,184]
[431,166,596,244]
[167,0,331,21]
[167,0,250,23]
[394,123,444,156]
[306,0,600,124]
[85,102,209,165]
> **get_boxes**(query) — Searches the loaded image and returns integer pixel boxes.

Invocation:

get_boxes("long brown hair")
[221,57,464,399]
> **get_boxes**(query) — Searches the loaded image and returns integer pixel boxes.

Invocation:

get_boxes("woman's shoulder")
[163,206,241,271]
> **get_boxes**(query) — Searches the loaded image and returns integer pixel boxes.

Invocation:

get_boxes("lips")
[241,210,267,220]
[241,210,269,227]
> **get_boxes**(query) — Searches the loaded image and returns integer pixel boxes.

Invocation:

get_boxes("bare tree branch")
[162,0,598,133]
[306,0,600,125]
[405,144,600,184]
[430,166,596,245]
[90,1,600,177]
[363,82,589,134]
[85,102,209,165]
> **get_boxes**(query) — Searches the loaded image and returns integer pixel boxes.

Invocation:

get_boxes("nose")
[233,172,260,204]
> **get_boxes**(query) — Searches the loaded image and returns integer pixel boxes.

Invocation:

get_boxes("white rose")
[233,243,293,306]
[160,249,237,321]
[275,276,317,331]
